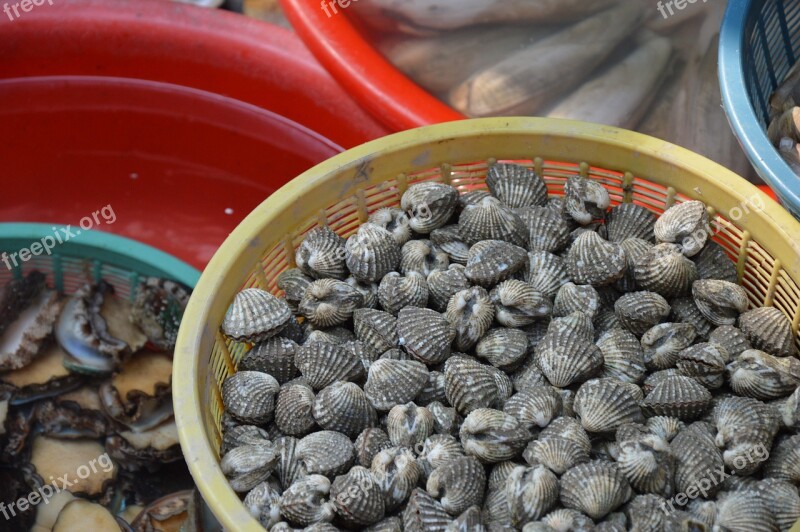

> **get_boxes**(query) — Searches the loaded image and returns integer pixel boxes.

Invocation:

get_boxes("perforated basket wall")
[173,118,800,531]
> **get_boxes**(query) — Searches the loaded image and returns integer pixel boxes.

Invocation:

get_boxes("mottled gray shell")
[490,279,551,327]
[222,288,292,343]
[428,265,471,312]
[526,251,570,298]
[312,381,376,438]
[296,226,348,280]
[378,272,429,315]
[614,291,670,336]
[634,243,697,298]
[520,206,571,253]
[369,207,412,246]
[299,278,363,327]
[446,286,495,352]
[330,466,385,526]
[222,371,280,425]
[464,239,528,287]
[605,203,656,243]
[400,240,449,277]
[641,375,712,420]
[459,408,531,463]
[573,379,644,433]
[486,163,548,209]
[275,382,317,436]
[654,201,710,257]
[296,431,354,478]
[400,182,459,234]
[427,455,487,516]
[364,358,429,411]
[346,223,402,283]
[567,232,626,287]
[559,460,632,519]
[239,336,299,384]
[505,464,559,525]
[295,341,365,391]
[739,306,797,358]
[397,306,456,365]
[563,176,610,226]
[458,196,527,247]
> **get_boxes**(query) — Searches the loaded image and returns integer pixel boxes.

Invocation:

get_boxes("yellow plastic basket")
[173,118,800,531]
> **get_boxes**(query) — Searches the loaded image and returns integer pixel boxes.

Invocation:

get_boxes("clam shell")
[465,240,528,287]
[239,336,299,384]
[547,310,594,341]
[519,206,571,253]
[763,435,800,483]
[641,369,682,395]
[476,328,528,371]
[347,277,379,310]
[523,435,590,475]
[567,232,626,286]
[535,327,603,388]
[709,325,752,358]
[487,461,520,492]
[614,291,670,336]
[418,434,465,477]
[354,428,392,469]
[277,268,313,312]
[605,203,656,242]
[490,279,551,328]
[645,416,684,442]
[222,442,278,493]
[430,225,470,265]
[727,349,800,400]
[503,386,561,431]
[427,455,487,516]
[488,366,514,408]
[593,308,622,339]
[221,288,292,343]
[243,481,282,529]
[353,308,398,355]
[505,465,559,525]
[295,342,365,391]
[304,325,355,345]
[615,238,653,293]
[368,207,412,246]
[539,508,595,531]
[641,375,712,420]
[275,436,306,490]
[676,343,729,389]
[374,447,421,512]
[402,488,450,532]
[459,408,531,463]
[624,494,672,531]
[753,478,800,531]
[712,396,777,474]
[654,200,710,257]
[400,182,459,234]
[634,243,697,298]
[222,425,270,455]
[739,307,797,358]
[378,272,429,315]
[564,176,611,225]
[364,516,403,532]
[414,370,447,406]
[714,490,778,532]
[313,381,376,438]
[330,466,385,526]
[296,226,348,280]
[692,279,749,327]
[299,279,363,328]
[445,355,498,415]
[540,417,592,454]
[428,265,471,312]
[486,163,548,209]
[693,241,738,283]
[279,475,335,526]
[458,196,527,247]
[400,240,449,277]
[222,371,280,425]
[616,439,673,497]
[459,190,492,207]
[779,385,800,429]
[510,347,549,393]
[364,358,429,411]
[573,379,644,433]
[641,322,697,370]
[428,401,461,436]
[597,328,646,384]
[526,251,570,298]
[446,287,495,352]
[397,307,456,365]
[275,383,317,436]
[553,282,600,319]
[296,431,354,478]
[559,460,632,519]
[387,402,434,447]
[346,223,402,283]
[670,296,714,339]
[446,506,484,532]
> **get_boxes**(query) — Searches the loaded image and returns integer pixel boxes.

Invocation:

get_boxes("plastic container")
[720,0,800,217]
[173,117,800,531]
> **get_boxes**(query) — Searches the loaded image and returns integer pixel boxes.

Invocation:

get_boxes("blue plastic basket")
[720,0,800,218]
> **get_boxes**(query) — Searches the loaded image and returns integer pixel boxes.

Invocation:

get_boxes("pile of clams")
[0,272,196,531]
[220,163,800,532]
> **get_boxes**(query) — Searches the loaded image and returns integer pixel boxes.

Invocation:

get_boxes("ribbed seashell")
[373,447,421,512]
[346,223,402,283]
[446,506,484,532]
[634,243,697,298]
[712,396,777,474]
[364,358,429,411]
[364,517,403,532]
[779,385,800,429]
[277,268,314,312]
[464,239,528,287]
[400,182,459,234]
[563,176,611,225]
[459,190,492,207]
[566,232,626,287]
[624,494,675,531]
[709,325,751,358]
[244,481,282,529]
[559,460,632,519]
[542,416,592,451]
[415,370,447,406]
[645,416,684,442]
[535,327,603,388]
[605,203,656,242]
[504,464,559,525]
[573,379,644,433]
[594,309,622,339]
[222,425,270,456]
[491,294,549,341]
[597,328,646,384]
[518,205,571,253]
[611,238,651,293]
[553,282,600,319]
[676,343,730,389]
[378,272,428,315]
[557,389,576,418]
[485,163,548,209]
[641,369,682,395]
[397,307,455,365]
[296,431,354,478]
[523,435,590,475]
[386,403,434,447]
[274,382,316,436]
[641,375,711,420]
[458,196,527,247]
[428,265,471,312]
[727,349,800,399]
[614,291,670,336]
[486,461,520,494]
[222,371,280,425]
[714,489,778,532]
[279,475,335,526]
[380,348,413,362]
[330,465,385,526]
[753,479,800,531]
[428,401,460,436]
[460,408,531,463]
[368,207,412,246]
[739,307,797,358]
[510,350,548,393]
[299,279,362,328]
[354,428,392,469]
[295,342,364,391]
[539,508,595,532]
[296,226,348,280]
[616,439,673,497]
[693,241,738,283]
[427,455,486,516]
[221,442,279,492]
[399,240,449,277]
[640,322,697,370]
[222,288,292,343]
[503,387,561,431]
[670,296,714,339]
[430,225,470,265]
[275,436,307,490]
[692,279,749,327]
[417,434,464,477]
[476,328,528,372]
[446,287,495,352]
[312,381,376,438]
[239,336,299,384]
[402,488,451,532]
[654,201,710,256]
[280,315,305,344]
[304,325,356,345]
[488,366,514,407]
[764,435,800,483]
[353,308,398,355]
[346,277,379,310]
[526,251,570,298]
